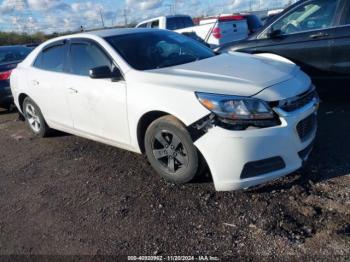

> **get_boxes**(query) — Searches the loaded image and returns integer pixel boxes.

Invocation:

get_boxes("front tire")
[23,97,50,137]
[145,115,199,184]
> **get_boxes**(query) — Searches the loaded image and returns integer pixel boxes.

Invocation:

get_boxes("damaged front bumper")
[193,93,319,191]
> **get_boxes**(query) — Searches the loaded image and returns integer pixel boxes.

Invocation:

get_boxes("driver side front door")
[65,39,130,146]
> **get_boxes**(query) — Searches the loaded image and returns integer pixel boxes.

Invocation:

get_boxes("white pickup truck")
[135,15,248,48]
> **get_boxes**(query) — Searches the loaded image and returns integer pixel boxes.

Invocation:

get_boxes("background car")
[0,45,31,110]
[218,0,350,80]
[136,14,249,48]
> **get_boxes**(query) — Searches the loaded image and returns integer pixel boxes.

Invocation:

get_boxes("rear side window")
[151,20,159,28]
[69,42,112,76]
[34,44,67,73]
[183,17,194,28]
[167,17,193,30]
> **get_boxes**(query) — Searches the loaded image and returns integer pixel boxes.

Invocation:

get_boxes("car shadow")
[250,82,350,193]
[0,107,16,115]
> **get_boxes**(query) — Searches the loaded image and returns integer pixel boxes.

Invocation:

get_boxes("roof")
[82,28,159,38]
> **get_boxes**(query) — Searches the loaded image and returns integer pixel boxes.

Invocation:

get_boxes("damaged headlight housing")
[196,92,279,129]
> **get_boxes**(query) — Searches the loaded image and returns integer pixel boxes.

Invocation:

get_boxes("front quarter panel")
[125,70,210,151]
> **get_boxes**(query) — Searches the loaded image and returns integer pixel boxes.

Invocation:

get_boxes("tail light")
[0,70,12,81]
[218,15,245,22]
[212,27,222,39]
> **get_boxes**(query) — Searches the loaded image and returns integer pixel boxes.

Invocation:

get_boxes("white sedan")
[10,28,319,191]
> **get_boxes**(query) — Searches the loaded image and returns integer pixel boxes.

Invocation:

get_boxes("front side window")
[264,0,339,37]
[36,44,67,73]
[69,42,112,76]
[340,3,350,25]
[105,31,215,70]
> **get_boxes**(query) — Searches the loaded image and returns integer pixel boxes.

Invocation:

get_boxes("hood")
[133,52,302,97]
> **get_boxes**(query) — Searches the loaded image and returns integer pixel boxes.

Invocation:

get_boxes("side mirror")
[89,66,122,81]
[268,28,283,39]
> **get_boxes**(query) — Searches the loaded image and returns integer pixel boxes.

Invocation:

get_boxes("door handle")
[69,87,78,94]
[309,32,329,39]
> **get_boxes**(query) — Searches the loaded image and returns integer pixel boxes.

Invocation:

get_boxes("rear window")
[246,15,263,31]
[0,46,31,65]
[167,17,194,30]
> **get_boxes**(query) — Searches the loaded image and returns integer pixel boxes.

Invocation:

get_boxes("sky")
[0,0,298,33]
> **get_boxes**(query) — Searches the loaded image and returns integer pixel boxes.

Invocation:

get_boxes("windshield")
[0,46,31,65]
[105,31,215,70]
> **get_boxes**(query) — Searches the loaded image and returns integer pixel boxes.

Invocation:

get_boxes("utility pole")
[99,9,105,28]
[123,8,128,26]
[174,0,177,14]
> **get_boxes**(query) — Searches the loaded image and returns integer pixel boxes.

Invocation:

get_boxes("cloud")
[27,0,58,11]
[0,0,298,33]
[126,0,163,11]
[0,0,27,14]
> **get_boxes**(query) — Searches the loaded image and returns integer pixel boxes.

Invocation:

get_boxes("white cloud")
[0,0,299,33]
[27,0,57,10]
[0,0,26,14]
[126,0,163,11]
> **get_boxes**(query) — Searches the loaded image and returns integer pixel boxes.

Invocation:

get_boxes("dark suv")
[218,0,350,79]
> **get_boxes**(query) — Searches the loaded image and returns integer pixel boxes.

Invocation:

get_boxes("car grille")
[279,89,318,112]
[297,114,317,142]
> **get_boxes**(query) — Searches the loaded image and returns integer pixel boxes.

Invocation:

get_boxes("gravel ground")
[0,90,349,259]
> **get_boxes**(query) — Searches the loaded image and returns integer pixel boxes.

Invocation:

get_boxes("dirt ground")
[0,90,349,259]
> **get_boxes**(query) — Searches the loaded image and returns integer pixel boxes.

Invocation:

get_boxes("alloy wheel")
[25,103,41,133]
[152,130,189,173]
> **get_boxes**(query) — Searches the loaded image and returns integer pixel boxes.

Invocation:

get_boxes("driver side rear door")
[249,0,342,76]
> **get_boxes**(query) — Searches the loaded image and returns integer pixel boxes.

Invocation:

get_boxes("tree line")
[0,31,74,46]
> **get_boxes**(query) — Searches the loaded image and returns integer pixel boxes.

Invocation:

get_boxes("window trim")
[257,0,343,39]
[32,40,69,73]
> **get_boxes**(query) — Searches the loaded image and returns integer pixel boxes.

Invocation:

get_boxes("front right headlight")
[195,92,280,130]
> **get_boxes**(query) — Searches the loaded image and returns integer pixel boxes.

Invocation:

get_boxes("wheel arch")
[18,93,29,112]
[136,110,171,154]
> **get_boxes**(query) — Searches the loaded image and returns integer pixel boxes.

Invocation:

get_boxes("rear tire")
[23,97,50,137]
[145,115,199,184]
